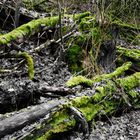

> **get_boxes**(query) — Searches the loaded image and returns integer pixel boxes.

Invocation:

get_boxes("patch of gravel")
[89,110,140,140]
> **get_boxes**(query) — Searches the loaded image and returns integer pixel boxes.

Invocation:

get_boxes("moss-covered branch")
[117,46,140,71]
[0,52,34,80]
[0,16,59,46]
[66,62,132,87]
[0,12,90,47]
[117,46,140,61]
[16,52,34,80]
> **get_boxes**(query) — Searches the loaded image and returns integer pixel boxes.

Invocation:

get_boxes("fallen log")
[38,84,75,96]
[0,99,66,138]
[0,12,90,48]
[0,72,139,139]
[0,62,134,114]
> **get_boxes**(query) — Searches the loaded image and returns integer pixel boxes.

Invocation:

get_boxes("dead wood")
[0,80,74,113]
[0,99,65,138]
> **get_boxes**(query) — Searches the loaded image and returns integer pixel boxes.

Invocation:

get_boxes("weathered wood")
[0,80,74,113]
[38,84,75,96]
[0,99,65,138]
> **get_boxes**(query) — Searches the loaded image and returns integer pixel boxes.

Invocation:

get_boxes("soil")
[0,41,72,113]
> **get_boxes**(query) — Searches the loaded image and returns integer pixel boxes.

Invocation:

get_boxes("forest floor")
[0,0,140,139]
[0,39,140,140]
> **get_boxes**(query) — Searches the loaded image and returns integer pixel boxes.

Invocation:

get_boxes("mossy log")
[117,46,140,61]
[0,12,90,48]
[0,99,64,138]
[117,46,140,71]
[66,62,132,87]
[0,16,59,46]
[0,72,139,139]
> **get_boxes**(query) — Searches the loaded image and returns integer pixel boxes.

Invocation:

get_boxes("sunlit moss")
[66,62,132,87]
[66,75,93,87]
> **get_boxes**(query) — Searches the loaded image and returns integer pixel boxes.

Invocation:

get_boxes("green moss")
[76,34,87,45]
[17,52,34,80]
[66,62,132,87]
[79,103,103,121]
[111,19,140,30]
[23,0,46,9]
[117,46,140,61]
[92,62,132,82]
[66,76,93,87]
[36,109,76,140]
[79,16,95,31]
[116,47,140,69]
[67,44,83,73]
[116,72,140,91]
[129,90,139,99]
[24,72,140,139]
[73,11,91,21]
[71,96,91,107]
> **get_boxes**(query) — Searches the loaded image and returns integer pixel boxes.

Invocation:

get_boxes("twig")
[30,29,76,53]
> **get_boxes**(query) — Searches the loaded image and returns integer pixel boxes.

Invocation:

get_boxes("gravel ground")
[89,110,140,140]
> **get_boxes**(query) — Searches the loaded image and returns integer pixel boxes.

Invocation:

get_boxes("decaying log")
[0,72,139,139]
[0,99,66,138]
